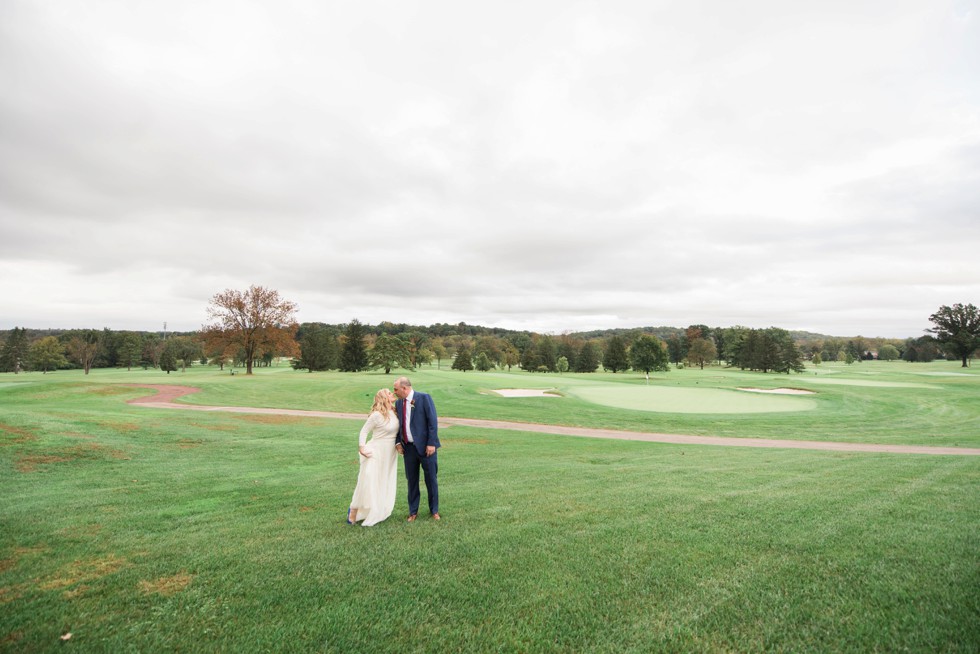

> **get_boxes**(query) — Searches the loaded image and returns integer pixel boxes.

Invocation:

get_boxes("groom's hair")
[396,376,412,388]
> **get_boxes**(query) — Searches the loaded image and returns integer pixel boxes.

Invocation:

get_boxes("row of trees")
[0,321,950,378]
[3,292,977,375]
[0,328,217,375]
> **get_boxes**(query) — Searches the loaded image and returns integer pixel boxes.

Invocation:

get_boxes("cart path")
[122,384,980,456]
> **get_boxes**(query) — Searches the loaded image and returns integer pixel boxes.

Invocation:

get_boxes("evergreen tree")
[520,343,540,371]
[117,332,142,370]
[739,330,760,370]
[772,329,805,373]
[721,327,749,368]
[556,338,579,371]
[159,340,179,374]
[761,330,785,372]
[602,335,629,373]
[666,334,686,365]
[452,345,473,371]
[574,341,600,372]
[903,336,938,362]
[0,327,29,373]
[741,328,804,373]
[293,323,338,372]
[534,335,558,372]
[846,338,866,363]
[339,319,369,372]
[737,327,804,374]
[98,327,117,368]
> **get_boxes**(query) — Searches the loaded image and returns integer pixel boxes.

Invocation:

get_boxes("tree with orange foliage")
[203,285,299,375]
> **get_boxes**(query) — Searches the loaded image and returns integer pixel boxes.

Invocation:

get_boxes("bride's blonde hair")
[371,388,396,419]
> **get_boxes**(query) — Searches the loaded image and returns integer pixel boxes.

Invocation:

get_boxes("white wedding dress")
[349,410,399,526]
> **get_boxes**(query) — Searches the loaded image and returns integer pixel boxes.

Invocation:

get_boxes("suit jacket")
[396,391,440,454]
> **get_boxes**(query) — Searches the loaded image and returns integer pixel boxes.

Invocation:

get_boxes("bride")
[347,388,399,526]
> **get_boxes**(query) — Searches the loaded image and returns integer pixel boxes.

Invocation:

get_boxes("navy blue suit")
[396,391,440,516]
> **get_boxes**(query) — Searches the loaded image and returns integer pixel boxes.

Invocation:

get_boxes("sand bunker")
[492,389,560,398]
[737,387,815,395]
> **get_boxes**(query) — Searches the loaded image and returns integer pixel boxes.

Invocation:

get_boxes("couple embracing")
[347,376,440,526]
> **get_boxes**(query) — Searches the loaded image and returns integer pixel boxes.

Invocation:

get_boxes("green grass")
[23,359,977,446]
[1,363,979,652]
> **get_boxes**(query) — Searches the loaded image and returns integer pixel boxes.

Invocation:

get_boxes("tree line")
[2,291,976,375]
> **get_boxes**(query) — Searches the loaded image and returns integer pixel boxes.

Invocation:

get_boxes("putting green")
[795,378,933,389]
[914,372,978,377]
[572,385,817,414]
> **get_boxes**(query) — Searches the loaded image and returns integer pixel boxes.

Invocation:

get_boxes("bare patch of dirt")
[88,386,137,396]
[234,414,321,426]
[176,438,205,448]
[14,545,48,556]
[38,554,128,592]
[16,443,130,472]
[0,423,37,445]
[64,431,95,439]
[188,423,236,432]
[139,572,193,596]
[63,584,91,600]
[122,384,202,404]
[98,420,141,432]
[0,547,47,605]
[1,585,25,605]
[16,454,71,472]
[58,524,103,538]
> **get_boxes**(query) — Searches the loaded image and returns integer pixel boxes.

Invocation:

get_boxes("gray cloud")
[2,1,978,338]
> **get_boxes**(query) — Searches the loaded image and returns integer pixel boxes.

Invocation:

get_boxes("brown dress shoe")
[407,514,417,522]
[432,513,441,521]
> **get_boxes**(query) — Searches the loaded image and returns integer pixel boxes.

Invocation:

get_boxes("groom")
[393,376,440,522]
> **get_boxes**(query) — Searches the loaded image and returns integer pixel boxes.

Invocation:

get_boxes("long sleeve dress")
[349,410,399,526]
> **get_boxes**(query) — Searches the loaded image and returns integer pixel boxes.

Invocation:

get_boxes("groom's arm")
[394,400,405,452]
[420,393,440,448]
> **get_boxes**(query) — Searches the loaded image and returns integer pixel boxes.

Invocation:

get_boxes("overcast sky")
[1,1,978,339]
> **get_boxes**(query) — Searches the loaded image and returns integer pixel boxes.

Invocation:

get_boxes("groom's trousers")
[404,445,438,516]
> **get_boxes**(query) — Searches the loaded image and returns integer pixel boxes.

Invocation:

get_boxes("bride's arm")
[358,412,378,457]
